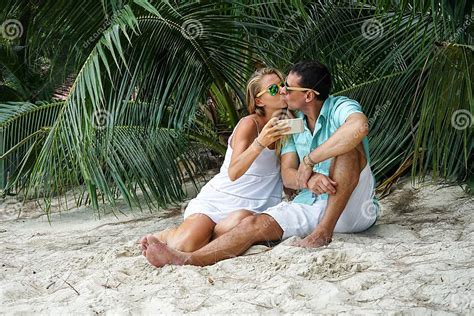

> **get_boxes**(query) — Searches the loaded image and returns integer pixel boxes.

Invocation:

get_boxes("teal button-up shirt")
[281,95,372,205]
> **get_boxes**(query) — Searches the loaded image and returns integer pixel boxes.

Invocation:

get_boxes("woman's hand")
[255,117,290,148]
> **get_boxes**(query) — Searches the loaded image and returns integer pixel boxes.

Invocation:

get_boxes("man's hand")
[293,225,333,248]
[297,160,313,188]
[307,173,337,195]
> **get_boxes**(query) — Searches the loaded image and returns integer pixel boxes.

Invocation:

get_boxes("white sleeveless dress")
[183,118,283,223]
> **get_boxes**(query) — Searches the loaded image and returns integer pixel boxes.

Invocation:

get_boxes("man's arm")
[281,152,300,190]
[308,113,368,164]
[297,113,368,188]
[283,152,337,194]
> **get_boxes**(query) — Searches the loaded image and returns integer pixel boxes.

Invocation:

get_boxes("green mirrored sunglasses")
[256,82,284,97]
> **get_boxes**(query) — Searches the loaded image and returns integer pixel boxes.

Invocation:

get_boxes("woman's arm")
[227,118,263,181]
[228,117,288,181]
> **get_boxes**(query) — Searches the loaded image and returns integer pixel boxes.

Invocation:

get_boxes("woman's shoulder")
[230,115,259,146]
[241,114,259,123]
[235,115,259,134]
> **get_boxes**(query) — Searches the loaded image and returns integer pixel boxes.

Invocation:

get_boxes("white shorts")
[263,163,378,240]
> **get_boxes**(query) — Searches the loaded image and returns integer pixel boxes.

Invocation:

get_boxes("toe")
[140,236,149,251]
[147,234,161,245]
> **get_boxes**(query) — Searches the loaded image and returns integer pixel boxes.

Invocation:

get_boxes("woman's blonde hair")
[246,67,284,116]
[245,67,289,157]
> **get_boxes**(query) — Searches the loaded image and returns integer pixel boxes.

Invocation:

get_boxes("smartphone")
[279,118,304,135]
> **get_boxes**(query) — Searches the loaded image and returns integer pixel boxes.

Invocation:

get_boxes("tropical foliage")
[0,0,472,215]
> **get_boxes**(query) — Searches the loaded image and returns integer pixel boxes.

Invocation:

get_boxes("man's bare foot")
[145,235,190,267]
[293,226,333,248]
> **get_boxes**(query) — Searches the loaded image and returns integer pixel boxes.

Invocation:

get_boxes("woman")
[140,67,290,254]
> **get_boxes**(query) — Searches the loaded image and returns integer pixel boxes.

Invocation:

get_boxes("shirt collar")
[319,95,333,119]
[295,95,333,121]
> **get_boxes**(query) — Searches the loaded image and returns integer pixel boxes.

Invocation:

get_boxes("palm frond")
[0,101,62,192]
[254,0,473,189]
[1,0,472,217]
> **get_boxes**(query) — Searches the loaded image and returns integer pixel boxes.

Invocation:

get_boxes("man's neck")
[301,100,324,133]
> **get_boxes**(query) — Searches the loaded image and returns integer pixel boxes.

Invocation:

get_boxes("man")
[141,60,378,267]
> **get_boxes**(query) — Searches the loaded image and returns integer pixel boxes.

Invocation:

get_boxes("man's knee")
[213,210,254,238]
[222,210,253,228]
[336,147,361,163]
[229,209,254,222]
[239,214,283,241]
[331,146,365,175]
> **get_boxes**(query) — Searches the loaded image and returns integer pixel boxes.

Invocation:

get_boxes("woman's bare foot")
[140,228,176,256]
[140,235,149,256]
[145,235,190,267]
[153,228,175,243]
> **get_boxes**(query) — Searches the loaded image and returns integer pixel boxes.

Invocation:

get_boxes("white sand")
[0,178,473,314]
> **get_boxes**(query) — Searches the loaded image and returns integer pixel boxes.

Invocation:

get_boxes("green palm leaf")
[1,0,471,217]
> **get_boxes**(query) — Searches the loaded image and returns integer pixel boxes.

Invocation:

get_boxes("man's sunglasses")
[256,82,285,97]
[284,81,320,96]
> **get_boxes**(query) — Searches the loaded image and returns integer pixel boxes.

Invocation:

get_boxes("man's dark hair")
[290,61,332,101]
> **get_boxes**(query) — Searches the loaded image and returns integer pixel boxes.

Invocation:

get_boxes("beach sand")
[0,178,472,314]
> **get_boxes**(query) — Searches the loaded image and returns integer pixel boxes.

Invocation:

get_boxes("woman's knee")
[169,231,211,252]
[167,217,215,252]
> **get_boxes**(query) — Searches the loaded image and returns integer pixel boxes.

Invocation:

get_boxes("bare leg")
[299,144,366,247]
[145,213,283,267]
[141,213,216,253]
[154,227,177,243]
[212,209,255,240]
